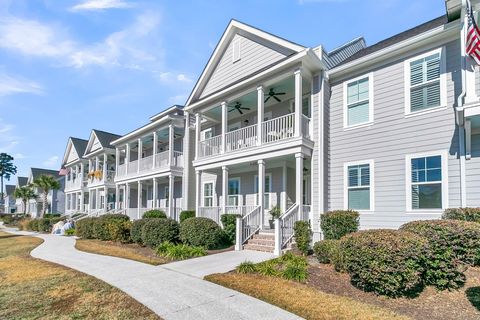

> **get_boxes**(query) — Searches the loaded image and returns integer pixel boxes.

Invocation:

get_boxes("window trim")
[405,150,448,213]
[343,159,375,213]
[404,47,447,116]
[227,177,241,206]
[343,72,374,129]
[202,182,214,207]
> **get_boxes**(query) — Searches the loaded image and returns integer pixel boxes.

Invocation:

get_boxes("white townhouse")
[26,168,65,218]
[4,185,16,214]
[83,130,121,214]
[112,106,186,220]
[62,137,89,214]
[14,176,28,213]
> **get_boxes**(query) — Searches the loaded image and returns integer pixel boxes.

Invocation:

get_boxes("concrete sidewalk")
[1,226,301,320]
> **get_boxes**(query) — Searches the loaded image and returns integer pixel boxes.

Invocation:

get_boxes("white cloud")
[0,73,44,96]
[155,72,192,84]
[176,74,192,83]
[0,118,19,153]
[42,156,59,167]
[71,0,132,11]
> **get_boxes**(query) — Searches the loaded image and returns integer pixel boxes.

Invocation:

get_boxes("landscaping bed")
[0,231,159,319]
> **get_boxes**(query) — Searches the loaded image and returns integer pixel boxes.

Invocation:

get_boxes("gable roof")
[62,137,88,166]
[339,15,448,66]
[186,19,306,106]
[84,129,121,157]
[17,177,28,187]
[321,37,366,69]
[5,185,15,196]
[31,168,60,179]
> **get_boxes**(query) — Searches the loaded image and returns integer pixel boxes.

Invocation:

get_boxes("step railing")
[224,205,258,216]
[278,203,300,250]
[225,124,257,152]
[239,206,262,246]
[198,135,222,158]
[262,113,295,144]
[198,206,222,224]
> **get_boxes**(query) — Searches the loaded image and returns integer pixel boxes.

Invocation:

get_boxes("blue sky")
[0,0,446,183]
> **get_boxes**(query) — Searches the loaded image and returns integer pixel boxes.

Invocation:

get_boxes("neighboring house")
[112,105,186,220]
[27,168,65,218]
[61,137,89,215]
[14,177,28,213]
[4,185,16,214]
[83,129,121,214]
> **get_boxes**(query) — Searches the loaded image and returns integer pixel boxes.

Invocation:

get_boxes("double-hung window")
[228,178,240,206]
[345,161,373,211]
[407,153,446,210]
[203,183,213,207]
[344,74,373,127]
[406,48,445,114]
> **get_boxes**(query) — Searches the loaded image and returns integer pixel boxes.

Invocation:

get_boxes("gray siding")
[466,133,480,206]
[328,40,462,229]
[200,34,287,99]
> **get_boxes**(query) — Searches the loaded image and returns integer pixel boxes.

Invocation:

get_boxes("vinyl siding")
[327,39,461,229]
[466,133,480,206]
[200,33,288,99]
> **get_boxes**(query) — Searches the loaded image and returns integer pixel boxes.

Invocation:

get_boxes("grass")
[205,272,410,320]
[0,232,160,319]
[75,239,169,265]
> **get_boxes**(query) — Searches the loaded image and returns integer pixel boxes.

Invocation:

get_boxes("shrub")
[131,219,150,245]
[400,219,480,289]
[141,218,179,248]
[100,214,131,242]
[180,210,195,223]
[180,217,226,249]
[65,228,76,236]
[256,260,280,277]
[294,221,311,255]
[443,207,480,223]
[221,214,238,244]
[27,219,39,231]
[339,229,429,297]
[76,218,97,239]
[18,218,32,231]
[156,241,206,260]
[237,261,257,274]
[282,261,308,282]
[320,210,359,240]
[313,239,340,264]
[143,210,167,219]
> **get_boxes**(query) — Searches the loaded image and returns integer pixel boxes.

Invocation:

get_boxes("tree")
[0,153,17,208]
[33,175,60,217]
[13,185,36,215]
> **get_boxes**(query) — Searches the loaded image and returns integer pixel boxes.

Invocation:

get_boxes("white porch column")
[195,170,201,215]
[222,166,228,215]
[88,159,92,174]
[137,138,143,173]
[115,148,120,177]
[115,184,119,210]
[152,131,158,168]
[257,86,264,145]
[168,174,174,219]
[88,191,92,212]
[183,111,191,210]
[96,188,100,210]
[169,124,174,166]
[152,177,157,208]
[137,181,142,219]
[103,153,108,181]
[125,183,130,212]
[295,153,304,220]
[258,160,265,229]
[95,156,99,172]
[80,190,85,212]
[125,144,130,175]
[195,113,201,159]
[281,161,287,213]
[221,101,227,153]
[80,162,84,182]
[294,68,303,137]
[103,186,108,211]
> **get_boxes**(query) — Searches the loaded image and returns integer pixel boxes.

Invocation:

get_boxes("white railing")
[302,115,311,139]
[105,170,115,183]
[117,164,126,177]
[241,206,261,244]
[199,135,222,158]
[155,151,169,168]
[128,160,138,174]
[262,113,295,144]
[224,205,259,216]
[225,124,257,152]
[126,208,137,220]
[198,206,222,224]
[139,155,154,172]
[280,204,299,248]
[302,205,311,222]
[173,207,182,222]
[173,151,183,167]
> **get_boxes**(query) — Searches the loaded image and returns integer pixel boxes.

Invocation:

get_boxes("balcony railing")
[155,150,169,168]
[173,151,183,167]
[140,154,154,172]
[225,124,257,152]
[199,135,222,158]
[302,115,311,139]
[87,170,115,185]
[262,113,295,144]
[128,160,138,174]
[116,150,184,179]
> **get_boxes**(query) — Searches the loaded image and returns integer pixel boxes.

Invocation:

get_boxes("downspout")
[458,0,468,207]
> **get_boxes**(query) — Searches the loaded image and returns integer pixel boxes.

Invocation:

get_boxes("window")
[200,128,213,141]
[344,74,373,128]
[232,38,241,62]
[405,48,445,114]
[228,178,240,206]
[164,186,169,208]
[344,161,374,211]
[408,155,444,210]
[203,183,213,207]
[255,174,272,209]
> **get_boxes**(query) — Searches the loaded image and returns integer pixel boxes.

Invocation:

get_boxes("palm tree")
[33,175,60,217]
[13,185,36,216]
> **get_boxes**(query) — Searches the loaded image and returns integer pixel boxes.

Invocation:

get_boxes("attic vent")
[232,38,241,63]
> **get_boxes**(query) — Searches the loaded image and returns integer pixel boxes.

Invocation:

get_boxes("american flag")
[467,2,480,65]
[58,167,70,176]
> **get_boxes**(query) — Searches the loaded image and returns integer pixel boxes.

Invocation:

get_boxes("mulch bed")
[306,257,480,320]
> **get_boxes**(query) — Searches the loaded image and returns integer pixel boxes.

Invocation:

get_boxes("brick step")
[243,244,274,253]
[246,238,275,246]
[252,233,275,240]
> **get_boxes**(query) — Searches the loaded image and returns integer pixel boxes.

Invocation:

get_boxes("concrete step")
[246,238,275,246]
[252,233,275,240]
[243,244,274,253]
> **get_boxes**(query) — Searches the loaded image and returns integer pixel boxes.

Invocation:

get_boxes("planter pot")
[269,219,275,229]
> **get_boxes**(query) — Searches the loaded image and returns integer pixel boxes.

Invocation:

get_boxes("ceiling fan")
[264,88,286,103]
[229,102,250,115]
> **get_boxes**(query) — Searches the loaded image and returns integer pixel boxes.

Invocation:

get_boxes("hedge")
[320,210,359,240]
[141,218,179,248]
[220,214,237,244]
[180,211,195,223]
[180,217,226,249]
[76,214,131,242]
[443,207,480,223]
[143,210,167,219]
[294,221,311,255]
[23,217,63,232]
[131,219,150,244]
[313,239,340,265]
[339,229,429,297]
[76,218,97,239]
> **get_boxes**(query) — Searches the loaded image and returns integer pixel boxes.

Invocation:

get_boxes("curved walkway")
[1,226,301,320]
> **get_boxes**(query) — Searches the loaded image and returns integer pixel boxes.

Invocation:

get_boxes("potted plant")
[268,206,282,229]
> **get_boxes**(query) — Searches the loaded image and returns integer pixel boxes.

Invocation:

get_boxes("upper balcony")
[64,163,88,192]
[86,153,116,187]
[193,70,313,164]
